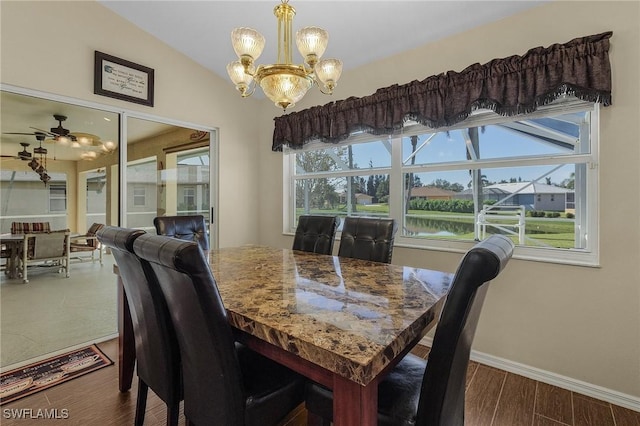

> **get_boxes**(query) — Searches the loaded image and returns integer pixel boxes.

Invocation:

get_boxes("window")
[133,187,146,207]
[49,184,67,212]
[182,186,196,212]
[285,99,599,266]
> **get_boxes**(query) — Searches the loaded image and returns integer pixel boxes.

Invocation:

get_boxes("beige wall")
[0,0,264,248]
[257,1,640,399]
[2,0,639,402]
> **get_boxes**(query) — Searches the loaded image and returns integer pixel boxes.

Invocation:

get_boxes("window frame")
[48,183,67,213]
[283,100,600,267]
[132,186,146,207]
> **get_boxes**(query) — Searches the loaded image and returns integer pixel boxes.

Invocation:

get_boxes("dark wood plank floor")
[2,339,638,425]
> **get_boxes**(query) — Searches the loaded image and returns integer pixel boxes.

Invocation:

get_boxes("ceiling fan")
[30,114,77,142]
[0,132,47,161]
[0,133,52,183]
[3,114,75,140]
[5,142,33,161]
[4,114,104,149]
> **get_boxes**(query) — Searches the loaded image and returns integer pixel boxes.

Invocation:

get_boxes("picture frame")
[94,51,154,107]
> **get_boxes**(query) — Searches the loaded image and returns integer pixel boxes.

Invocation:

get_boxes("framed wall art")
[94,51,154,107]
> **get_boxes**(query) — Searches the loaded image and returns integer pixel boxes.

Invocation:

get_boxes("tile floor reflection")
[1,253,117,368]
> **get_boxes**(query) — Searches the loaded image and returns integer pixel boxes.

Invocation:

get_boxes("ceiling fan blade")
[29,127,56,136]
[2,132,37,135]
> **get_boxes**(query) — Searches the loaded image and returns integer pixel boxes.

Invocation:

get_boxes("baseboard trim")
[419,337,640,412]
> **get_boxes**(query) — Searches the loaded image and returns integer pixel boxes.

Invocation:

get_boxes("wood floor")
[2,339,638,425]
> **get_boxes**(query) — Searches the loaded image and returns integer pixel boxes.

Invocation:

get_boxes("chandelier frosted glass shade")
[315,59,343,90]
[228,0,341,111]
[296,26,328,66]
[257,65,313,110]
[231,27,265,66]
[227,61,254,96]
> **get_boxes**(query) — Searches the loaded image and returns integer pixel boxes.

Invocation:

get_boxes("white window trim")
[133,186,146,207]
[283,101,600,267]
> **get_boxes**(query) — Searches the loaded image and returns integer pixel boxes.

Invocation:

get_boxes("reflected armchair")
[70,223,105,264]
[20,230,70,284]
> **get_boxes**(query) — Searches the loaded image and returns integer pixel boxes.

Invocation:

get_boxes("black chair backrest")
[96,226,181,406]
[292,215,339,255]
[416,234,514,426]
[337,216,398,263]
[153,215,209,251]
[132,234,246,425]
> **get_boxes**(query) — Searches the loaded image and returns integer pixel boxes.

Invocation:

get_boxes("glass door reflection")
[126,118,214,247]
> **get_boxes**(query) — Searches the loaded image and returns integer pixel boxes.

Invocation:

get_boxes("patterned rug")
[0,345,113,405]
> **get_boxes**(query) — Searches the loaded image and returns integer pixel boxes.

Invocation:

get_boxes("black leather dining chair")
[306,234,515,426]
[96,226,181,426]
[292,215,339,255]
[337,216,398,263]
[132,233,305,426]
[153,215,209,251]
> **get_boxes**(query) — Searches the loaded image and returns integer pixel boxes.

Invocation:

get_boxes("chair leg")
[135,379,149,426]
[167,401,179,426]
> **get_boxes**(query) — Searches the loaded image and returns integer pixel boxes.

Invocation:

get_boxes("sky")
[344,115,584,188]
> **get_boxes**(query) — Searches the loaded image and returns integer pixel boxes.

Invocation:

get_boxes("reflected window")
[49,184,67,212]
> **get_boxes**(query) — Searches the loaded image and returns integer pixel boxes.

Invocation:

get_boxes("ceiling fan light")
[57,136,70,146]
[71,141,81,149]
[78,136,91,146]
[101,140,116,152]
[81,151,97,161]
[296,26,328,66]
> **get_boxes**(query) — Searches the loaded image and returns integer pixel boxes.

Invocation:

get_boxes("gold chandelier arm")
[237,80,258,98]
[316,81,336,95]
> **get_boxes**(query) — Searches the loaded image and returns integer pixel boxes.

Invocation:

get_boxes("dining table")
[115,245,453,426]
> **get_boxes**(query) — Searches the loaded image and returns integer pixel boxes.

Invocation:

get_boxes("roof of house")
[485,182,572,194]
[355,193,373,200]
[409,186,458,197]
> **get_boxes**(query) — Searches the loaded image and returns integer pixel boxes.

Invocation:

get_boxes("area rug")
[0,345,113,405]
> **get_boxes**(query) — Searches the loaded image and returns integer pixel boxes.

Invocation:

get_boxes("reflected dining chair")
[97,226,182,426]
[153,215,209,251]
[292,215,339,255]
[306,234,515,426]
[337,216,398,263]
[132,234,306,426]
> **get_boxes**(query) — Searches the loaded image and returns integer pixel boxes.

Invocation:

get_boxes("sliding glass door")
[125,117,216,247]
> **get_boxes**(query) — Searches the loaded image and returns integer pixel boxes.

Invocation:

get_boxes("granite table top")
[210,245,453,386]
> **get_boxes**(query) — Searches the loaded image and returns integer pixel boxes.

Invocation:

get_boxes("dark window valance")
[273,31,612,151]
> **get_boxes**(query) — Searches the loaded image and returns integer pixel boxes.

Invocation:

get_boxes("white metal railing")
[477,205,526,244]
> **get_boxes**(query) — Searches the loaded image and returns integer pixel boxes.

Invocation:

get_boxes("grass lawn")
[296,204,577,248]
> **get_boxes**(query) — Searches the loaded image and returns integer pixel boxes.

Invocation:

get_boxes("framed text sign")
[94,51,154,107]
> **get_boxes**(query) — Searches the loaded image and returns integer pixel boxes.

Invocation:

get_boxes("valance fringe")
[273,31,612,151]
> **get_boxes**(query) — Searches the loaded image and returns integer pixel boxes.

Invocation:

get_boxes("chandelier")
[227,0,343,111]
